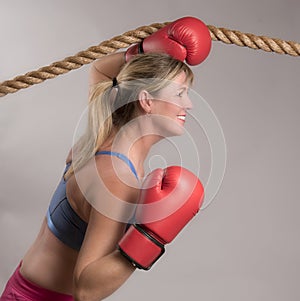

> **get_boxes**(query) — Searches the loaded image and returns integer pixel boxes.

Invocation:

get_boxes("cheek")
[153,101,179,116]
[165,103,181,117]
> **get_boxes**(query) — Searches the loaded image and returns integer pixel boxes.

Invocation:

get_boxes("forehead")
[172,71,189,85]
[160,71,189,93]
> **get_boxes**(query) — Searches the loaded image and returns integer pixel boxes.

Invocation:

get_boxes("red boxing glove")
[125,16,211,65]
[118,166,204,270]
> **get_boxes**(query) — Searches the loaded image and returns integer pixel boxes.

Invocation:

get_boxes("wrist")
[125,42,144,62]
[118,224,165,270]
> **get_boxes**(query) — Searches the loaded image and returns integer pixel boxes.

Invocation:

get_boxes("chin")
[152,117,185,138]
[161,123,185,138]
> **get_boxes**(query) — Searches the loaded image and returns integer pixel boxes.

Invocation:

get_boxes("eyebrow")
[177,86,189,91]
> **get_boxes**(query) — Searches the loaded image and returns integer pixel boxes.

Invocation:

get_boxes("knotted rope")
[1,22,299,98]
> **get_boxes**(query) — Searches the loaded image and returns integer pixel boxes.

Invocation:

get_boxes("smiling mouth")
[177,115,186,122]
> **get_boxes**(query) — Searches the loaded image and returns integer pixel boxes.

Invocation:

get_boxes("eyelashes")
[176,88,189,97]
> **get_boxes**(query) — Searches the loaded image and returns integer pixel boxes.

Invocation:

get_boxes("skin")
[19,51,193,301]
[145,73,193,137]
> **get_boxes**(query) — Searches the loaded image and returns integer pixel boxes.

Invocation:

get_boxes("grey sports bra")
[46,151,138,251]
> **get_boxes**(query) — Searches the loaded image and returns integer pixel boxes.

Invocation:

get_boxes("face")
[149,71,192,137]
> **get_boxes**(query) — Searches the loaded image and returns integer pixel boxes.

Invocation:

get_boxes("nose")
[184,95,193,110]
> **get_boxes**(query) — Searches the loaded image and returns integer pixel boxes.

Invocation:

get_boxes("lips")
[177,115,186,122]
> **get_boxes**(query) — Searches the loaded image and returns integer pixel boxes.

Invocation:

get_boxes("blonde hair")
[66,53,194,178]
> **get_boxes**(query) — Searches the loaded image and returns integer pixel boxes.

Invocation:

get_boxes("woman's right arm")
[73,209,136,301]
[72,158,139,301]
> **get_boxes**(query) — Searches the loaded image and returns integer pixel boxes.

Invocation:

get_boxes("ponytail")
[65,80,114,179]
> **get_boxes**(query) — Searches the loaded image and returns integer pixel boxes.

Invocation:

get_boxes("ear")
[138,90,153,114]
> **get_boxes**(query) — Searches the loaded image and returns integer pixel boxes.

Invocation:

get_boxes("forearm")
[89,51,126,85]
[74,250,135,301]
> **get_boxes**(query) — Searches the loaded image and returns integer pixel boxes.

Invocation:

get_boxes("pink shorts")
[0,263,74,301]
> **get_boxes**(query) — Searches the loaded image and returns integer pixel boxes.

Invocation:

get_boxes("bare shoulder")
[73,154,139,222]
[93,153,140,203]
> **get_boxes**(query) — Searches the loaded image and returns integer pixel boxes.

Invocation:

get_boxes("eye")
[176,87,189,98]
[176,90,184,97]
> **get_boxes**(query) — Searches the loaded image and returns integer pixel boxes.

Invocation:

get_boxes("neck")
[109,118,163,176]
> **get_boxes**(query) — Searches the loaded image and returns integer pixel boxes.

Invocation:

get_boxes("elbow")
[73,286,102,301]
[73,277,112,301]
[73,292,91,301]
[73,283,88,301]
[73,277,97,301]
[73,290,85,301]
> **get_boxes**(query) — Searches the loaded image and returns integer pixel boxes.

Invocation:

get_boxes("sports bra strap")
[95,151,139,180]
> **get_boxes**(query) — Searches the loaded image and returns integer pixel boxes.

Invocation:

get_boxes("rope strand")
[208,25,300,55]
[0,22,299,98]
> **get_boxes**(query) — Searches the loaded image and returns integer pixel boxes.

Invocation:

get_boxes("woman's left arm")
[89,51,126,86]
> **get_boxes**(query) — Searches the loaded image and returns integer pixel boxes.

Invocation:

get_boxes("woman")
[0,17,211,301]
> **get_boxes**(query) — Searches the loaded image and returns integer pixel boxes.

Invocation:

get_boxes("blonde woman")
[0,17,211,301]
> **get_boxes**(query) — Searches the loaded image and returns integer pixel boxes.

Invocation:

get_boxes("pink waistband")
[7,263,74,301]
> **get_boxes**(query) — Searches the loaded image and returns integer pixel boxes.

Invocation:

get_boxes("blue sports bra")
[46,151,138,251]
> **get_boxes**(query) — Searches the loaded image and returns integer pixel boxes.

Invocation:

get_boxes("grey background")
[1,1,299,300]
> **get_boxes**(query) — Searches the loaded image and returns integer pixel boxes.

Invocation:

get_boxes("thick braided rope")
[0,22,299,98]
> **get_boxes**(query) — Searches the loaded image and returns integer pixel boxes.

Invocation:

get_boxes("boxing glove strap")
[138,41,144,54]
[135,224,165,248]
[118,224,165,270]
[125,41,144,62]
